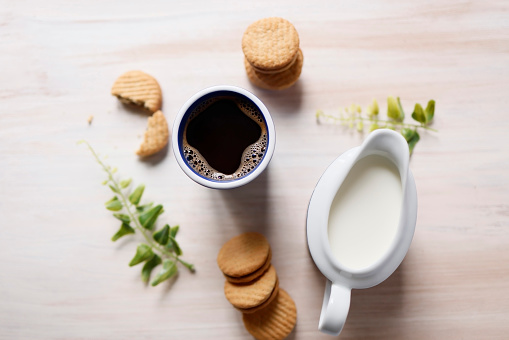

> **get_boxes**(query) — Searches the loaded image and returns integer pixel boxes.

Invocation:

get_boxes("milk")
[327,155,402,270]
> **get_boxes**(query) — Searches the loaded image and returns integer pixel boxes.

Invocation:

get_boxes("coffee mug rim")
[172,85,276,189]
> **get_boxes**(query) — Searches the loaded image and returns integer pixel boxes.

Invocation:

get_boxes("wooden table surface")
[1,1,509,339]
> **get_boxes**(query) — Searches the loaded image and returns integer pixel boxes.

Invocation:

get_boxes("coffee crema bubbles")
[182,96,268,181]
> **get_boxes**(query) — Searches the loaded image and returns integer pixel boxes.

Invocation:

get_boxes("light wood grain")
[1,1,509,339]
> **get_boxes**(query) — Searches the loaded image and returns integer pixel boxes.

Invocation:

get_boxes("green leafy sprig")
[80,141,194,286]
[316,97,436,153]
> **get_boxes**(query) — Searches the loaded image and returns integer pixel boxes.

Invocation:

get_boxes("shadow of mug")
[215,168,271,238]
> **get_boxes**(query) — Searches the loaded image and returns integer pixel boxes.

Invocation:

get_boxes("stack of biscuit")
[242,17,304,91]
[217,232,297,340]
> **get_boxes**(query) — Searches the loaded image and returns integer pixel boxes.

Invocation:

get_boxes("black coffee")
[183,95,267,181]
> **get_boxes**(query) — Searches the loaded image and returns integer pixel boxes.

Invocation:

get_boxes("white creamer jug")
[306,129,418,335]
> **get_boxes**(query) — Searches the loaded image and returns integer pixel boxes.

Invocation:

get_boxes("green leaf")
[105,196,123,211]
[129,244,154,267]
[113,213,130,223]
[151,259,177,286]
[348,103,361,114]
[109,184,120,194]
[111,222,135,241]
[369,122,380,132]
[129,185,145,205]
[161,228,183,256]
[387,96,404,122]
[401,128,420,154]
[138,204,163,229]
[101,179,109,185]
[367,99,379,117]
[153,224,170,245]
[170,225,179,238]
[424,99,435,124]
[356,120,364,132]
[397,97,405,121]
[401,127,415,140]
[141,254,162,283]
[411,103,426,124]
[120,178,132,189]
[136,202,154,213]
[169,236,183,256]
[408,131,420,154]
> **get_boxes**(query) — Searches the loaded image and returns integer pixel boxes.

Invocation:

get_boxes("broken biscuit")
[136,110,169,157]
[111,70,162,113]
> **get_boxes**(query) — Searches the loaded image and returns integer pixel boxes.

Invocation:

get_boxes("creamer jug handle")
[318,280,351,336]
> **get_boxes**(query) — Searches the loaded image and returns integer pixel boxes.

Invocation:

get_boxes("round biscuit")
[242,289,297,340]
[225,265,277,309]
[136,110,169,157]
[245,49,303,91]
[217,232,270,278]
[237,278,279,314]
[242,17,300,72]
[224,249,272,284]
[111,70,162,113]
